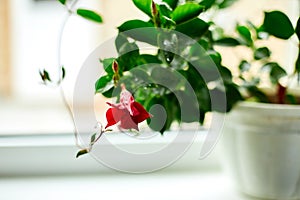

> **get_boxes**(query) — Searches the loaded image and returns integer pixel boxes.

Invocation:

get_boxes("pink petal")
[120,114,139,131]
[120,84,135,115]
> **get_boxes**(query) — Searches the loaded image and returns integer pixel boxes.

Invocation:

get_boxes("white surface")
[0,172,259,200]
[0,131,221,176]
[220,102,300,199]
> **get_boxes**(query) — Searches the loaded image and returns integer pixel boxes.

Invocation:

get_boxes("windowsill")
[0,130,221,176]
[0,101,256,200]
[0,172,258,200]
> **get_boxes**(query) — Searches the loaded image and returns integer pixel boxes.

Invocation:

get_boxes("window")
[0,0,298,175]
[0,0,10,97]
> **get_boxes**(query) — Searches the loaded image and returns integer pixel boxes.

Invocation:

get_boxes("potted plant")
[214,8,300,200]
[45,0,299,197]
[65,0,243,157]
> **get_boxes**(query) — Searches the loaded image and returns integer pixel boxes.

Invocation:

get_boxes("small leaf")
[171,3,204,24]
[132,0,152,17]
[270,65,287,84]
[236,25,252,46]
[296,17,300,40]
[39,69,51,82]
[238,60,250,72]
[218,0,238,9]
[61,66,66,79]
[90,133,97,143]
[245,85,269,103]
[295,52,300,75]
[254,47,271,60]
[76,9,103,23]
[263,11,294,39]
[262,62,287,84]
[214,37,241,46]
[76,149,89,158]
[57,0,66,5]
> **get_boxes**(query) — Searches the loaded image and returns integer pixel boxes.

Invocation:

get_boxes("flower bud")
[112,60,119,73]
[151,0,158,17]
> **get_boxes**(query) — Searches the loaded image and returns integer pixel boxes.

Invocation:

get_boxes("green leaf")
[218,66,233,83]
[263,11,294,40]
[145,96,167,134]
[102,86,119,98]
[270,65,287,84]
[127,20,153,31]
[238,60,250,72]
[117,42,140,71]
[95,75,114,94]
[210,83,242,112]
[286,94,297,104]
[171,3,204,24]
[254,47,271,60]
[295,52,300,75]
[115,33,129,53]
[39,69,51,82]
[245,85,269,103]
[218,0,238,9]
[118,20,158,46]
[199,0,216,10]
[57,0,66,5]
[214,37,241,46]
[90,133,97,143]
[175,18,209,38]
[236,25,252,46]
[137,54,161,64]
[76,9,103,23]
[225,84,243,111]
[132,0,152,17]
[296,17,300,40]
[100,58,115,75]
[61,66,66,79]
[162,0,178,10]
[151,66,181,90]
[176,90,201,123]
[209,51,222,66]
[262,62,287,84]
[76,149,88,158]
[130,67,152,83]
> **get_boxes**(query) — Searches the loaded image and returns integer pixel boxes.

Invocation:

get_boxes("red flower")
[105,84,151,131]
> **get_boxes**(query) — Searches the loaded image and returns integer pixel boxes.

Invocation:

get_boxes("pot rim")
[234,101,300,111]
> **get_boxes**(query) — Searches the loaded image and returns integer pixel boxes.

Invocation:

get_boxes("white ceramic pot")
[220,102,300,199]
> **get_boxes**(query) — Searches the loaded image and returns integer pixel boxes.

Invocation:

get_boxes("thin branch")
[57,0,84,149]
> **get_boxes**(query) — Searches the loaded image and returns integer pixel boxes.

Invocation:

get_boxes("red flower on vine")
[105,84,151,131]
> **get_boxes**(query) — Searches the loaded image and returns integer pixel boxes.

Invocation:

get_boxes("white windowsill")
[0,131,221,176]
[0,172,258,200]
[0,103,257,199]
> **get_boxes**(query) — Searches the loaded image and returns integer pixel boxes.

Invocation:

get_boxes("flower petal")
[120,114,139,131]
[131,102,152,123]
[120,84,135,115]
[105,107,122,129]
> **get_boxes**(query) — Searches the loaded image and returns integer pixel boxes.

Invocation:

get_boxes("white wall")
[9,0,104,104]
